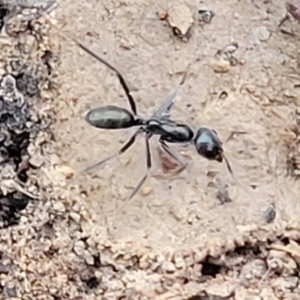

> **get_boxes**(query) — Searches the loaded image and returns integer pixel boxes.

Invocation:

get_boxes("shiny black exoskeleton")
[143,119,194,143]
[85,104,195,144]
[194,127,223,162]
[74,37,230,202]
[85,105,143,129]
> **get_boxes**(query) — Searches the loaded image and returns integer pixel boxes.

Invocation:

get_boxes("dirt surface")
[54,0,300,243]
[2,0,300,299]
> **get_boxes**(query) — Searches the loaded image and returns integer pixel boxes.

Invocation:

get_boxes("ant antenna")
[44,17,137,115]
[222,154,256,203]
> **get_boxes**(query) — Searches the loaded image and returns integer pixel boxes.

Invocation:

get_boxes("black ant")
[64,37,244,202]
[72,39,237,199]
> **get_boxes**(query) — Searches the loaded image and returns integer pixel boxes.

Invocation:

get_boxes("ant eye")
[197,144,219,160]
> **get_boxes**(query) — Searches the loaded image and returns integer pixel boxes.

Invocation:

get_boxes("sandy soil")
[54,0,300,244]
[2,0,300,299]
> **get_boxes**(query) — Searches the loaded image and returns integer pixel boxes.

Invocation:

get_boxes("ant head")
[193,127,224,162]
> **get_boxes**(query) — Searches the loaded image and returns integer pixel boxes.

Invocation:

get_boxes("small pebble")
[158,11,168,20]
[57,165,75,179]
[198,9,215,24]
[29,153,44,168]
[240,58,246,65]
[161,260,176,272]
[212,59,230,73]
[263,203,276,223]
[141,186,152,196]
[252,26,271,42]
[70,212,81,223]
[167,2,194,38]
[173,253,185,269]
[83,250,94,265]
[74,240,85,256]
[169,206,185,221]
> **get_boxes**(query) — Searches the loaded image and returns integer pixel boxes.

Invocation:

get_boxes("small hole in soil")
[185,296,202,300]
[18,170,28,182]
[201,262,221,277]
[93,255,101,268]
[0,5,8,32]
[182,277,189,284]
[81,276,99,289]
[280,237,290,245]
[80,237,88,243]
[235,243,261,256]
[44,245,58,257]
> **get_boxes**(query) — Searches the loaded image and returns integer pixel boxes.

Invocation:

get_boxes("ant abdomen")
[194,127,224,162]
[85,105,142,129]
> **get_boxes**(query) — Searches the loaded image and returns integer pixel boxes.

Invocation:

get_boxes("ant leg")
[152,75,188,119]
[159,139,187,171]
[151,63,189,120]
[278,13,297,36]
[127,133,152,200]
[45,19,137,114]
[278,14,289,28]
[70,38,137,115]
[115,133,152,215]
[83,128,143,173]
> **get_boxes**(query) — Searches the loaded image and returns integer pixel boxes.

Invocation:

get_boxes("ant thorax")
[145,119,194,143]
